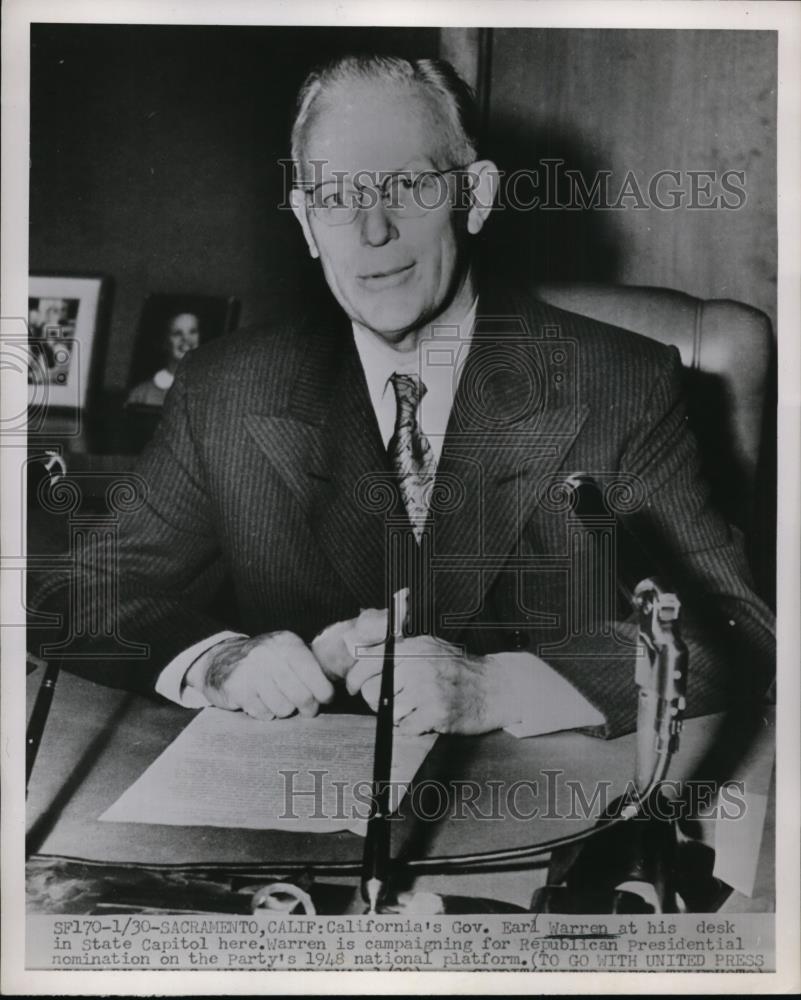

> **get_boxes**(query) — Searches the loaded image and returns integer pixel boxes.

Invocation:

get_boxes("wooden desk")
[26,669,774,912]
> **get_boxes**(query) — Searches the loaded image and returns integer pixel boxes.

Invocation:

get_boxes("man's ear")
[465,160,499,236]
[290,189,320,259]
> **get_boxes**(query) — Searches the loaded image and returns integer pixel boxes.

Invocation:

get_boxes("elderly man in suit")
[32,54,774,739]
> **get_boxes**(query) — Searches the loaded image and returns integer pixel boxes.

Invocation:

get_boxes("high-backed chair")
[533,283,774,552]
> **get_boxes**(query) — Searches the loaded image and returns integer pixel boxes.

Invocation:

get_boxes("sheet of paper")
[712,731,775,897]
[99,709,436,836]
[693,721,775,898]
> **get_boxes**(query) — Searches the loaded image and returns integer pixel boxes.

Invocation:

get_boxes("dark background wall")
[30,24,439,392]
[31,25,776,396]
[479,28,777,333]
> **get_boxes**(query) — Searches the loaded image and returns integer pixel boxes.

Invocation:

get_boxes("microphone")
[632,579,688,796]
[530,474,692,913]
[564,472,688,794]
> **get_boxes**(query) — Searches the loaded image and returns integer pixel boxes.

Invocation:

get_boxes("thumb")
[311,601,392,682]
[342,609,386,694]
[343,607,388,657]
[346,586,409,649]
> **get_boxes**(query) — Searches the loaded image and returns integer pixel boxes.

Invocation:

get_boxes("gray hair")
[290,54,479,181]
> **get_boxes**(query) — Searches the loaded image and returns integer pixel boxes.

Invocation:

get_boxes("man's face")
[298,82,469,342]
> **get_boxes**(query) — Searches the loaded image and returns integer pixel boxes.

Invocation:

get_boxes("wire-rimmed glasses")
[301,168,468,226]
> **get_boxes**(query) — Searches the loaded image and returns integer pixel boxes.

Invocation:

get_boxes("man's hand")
[311,590,410,684]
[311,608,388,682]
[346,634,520,736]
[185,631,335,721]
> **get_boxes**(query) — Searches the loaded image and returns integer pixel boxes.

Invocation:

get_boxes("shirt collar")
[352,296,478,407]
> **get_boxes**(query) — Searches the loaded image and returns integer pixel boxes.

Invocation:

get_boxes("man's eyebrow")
[307,160,438,185]
[384,159,437,174]
[300,159,443,196]
[300,173,349,194]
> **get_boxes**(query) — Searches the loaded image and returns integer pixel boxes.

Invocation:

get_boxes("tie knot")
[390,372,426,411]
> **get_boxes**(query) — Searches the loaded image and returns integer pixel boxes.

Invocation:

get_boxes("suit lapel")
[243,287,590,625]
[310,342,396,609]
[431,293,589,640]
[244,314,393,610]
[242,414,328,510]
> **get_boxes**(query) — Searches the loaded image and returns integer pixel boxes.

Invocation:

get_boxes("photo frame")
[27,273,110,410]
[124,293,240,410]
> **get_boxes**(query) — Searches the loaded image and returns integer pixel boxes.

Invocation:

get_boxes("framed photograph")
[124,293,240,410]
[27,273,110,410]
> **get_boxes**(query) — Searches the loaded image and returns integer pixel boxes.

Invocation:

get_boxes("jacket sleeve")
[545,347,775,738]
[28,354,233,696]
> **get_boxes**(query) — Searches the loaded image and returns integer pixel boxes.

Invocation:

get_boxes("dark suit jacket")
[29,282,775,737]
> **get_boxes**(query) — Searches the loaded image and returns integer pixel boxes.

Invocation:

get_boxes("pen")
[26,657,61,796]
[361,594,400,913]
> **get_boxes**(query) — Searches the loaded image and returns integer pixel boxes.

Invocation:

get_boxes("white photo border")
[2,0,799,996]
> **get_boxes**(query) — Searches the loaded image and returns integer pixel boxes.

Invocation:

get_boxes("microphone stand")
[531,579,689,914]
[530,476,725,914]
[360,592,401,913]
[26,657,61,797]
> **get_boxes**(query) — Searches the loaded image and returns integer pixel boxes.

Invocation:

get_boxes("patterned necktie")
[388,373,437,540]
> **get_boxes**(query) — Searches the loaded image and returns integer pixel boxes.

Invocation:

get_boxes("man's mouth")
[358,263,415,288]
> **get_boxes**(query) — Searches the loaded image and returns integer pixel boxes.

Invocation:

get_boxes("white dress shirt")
[351,298,478,459]
[155,300,603,736]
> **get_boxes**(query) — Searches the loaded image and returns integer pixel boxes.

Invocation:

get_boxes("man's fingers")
[360,675,381,713]
[346,652,385,695]
[273,658,322,718]
[252,674,296,718]
[392,688,418,725]
[311,621,355,681]
[347,588,407,651]
[241,691,276,722]
[345,608,388,652]
[285,640,335,705]
[397,707,435,736]
[318,589,408,687]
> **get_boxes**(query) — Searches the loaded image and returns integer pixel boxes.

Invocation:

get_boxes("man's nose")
[359,199,398,247]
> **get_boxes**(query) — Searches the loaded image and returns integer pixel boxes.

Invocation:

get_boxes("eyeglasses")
[301,168,468,227]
